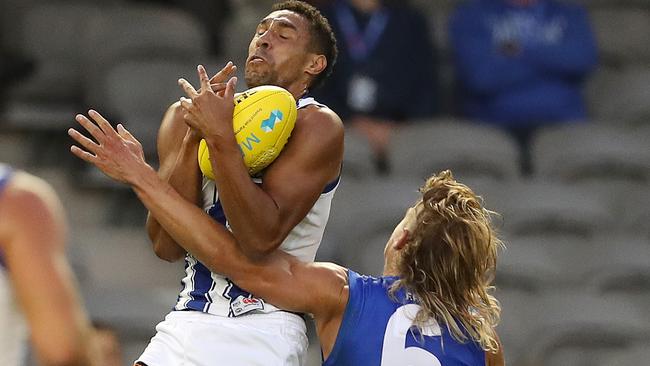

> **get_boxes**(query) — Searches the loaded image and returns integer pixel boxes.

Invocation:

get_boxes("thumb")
[224,76,237,100]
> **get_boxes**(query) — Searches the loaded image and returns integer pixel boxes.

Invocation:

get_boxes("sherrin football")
[198,85,298,179]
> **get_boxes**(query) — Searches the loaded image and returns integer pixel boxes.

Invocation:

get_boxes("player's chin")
[245,71,271,88]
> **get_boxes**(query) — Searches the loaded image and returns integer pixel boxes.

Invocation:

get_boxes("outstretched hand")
[178,64,238,142]
[68,110,152,184]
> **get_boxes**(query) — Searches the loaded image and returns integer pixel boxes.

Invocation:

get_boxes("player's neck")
[382,260,400,277]
[285,83,309,100]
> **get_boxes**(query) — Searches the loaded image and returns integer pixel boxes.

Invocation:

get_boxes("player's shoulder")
[295,103,344,146]
[0,172,63,242]
[3,172,55,207]
[297,102,343,131]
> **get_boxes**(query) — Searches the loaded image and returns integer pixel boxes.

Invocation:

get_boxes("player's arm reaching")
[145,62,236,262]
[69,112,506,363]
[68,110,347,354]
[0,173,95,366]
[178,65,344,259]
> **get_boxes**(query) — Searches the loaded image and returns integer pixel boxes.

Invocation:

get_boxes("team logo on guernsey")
[261,110,283,132]
[223,279,264,317]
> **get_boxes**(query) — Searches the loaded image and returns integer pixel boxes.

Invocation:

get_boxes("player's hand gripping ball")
[198,85,297,179]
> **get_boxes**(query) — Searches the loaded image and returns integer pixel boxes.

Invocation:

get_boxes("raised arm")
[144,102,201,262]
[0,173,94,366]
[68,109,348,332]
[179,67,344,259]
[145,62,237,262]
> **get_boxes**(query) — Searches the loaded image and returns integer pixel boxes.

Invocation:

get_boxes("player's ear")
[394,229,410,251]
[305,54,327,77]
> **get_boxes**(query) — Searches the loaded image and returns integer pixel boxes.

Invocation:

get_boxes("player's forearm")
[133,163,255,277]
[205,137,284,258]
[146,131,202,261]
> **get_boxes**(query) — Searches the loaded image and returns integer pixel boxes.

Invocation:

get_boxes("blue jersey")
[324,270,486,366]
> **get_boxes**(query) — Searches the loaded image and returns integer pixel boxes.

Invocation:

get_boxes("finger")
[210,82,227,93]
[70,145,98,164]
[75,114,105,143]
[179,97,194,112]
[209,61,236,84]
[224,76,237,100]
[178,78,198,98]
[116,124,139,144]
[68,128,100,154]
[197,65,211,94]
[88,109,119,138]
[183,112,200,130]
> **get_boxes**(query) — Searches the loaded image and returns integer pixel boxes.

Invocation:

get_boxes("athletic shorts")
[135,310,308,366]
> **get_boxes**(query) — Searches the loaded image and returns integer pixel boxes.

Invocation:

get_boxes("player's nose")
[255,31,273,49]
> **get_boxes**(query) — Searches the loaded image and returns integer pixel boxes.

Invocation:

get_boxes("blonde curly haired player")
[69,1,343,365]
[0,164,95,366]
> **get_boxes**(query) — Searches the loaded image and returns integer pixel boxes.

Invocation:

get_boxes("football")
[198,85,298,179]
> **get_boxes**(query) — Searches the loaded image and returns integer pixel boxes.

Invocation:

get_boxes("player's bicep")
[156,101,189,173]
[261,110,343,234]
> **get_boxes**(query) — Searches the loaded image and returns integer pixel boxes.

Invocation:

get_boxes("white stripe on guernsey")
[297,97,326,110]
[208,271,224,308]
[175,255,198,310]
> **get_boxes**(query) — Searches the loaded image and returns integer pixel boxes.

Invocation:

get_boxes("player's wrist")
[183,127,202,144]
[129,163,159,193]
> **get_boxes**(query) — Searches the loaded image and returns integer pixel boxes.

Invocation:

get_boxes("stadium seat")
[1,3,104,130]
[389,119,520,182]
[485,179,614,237]
[496,236,564,292]
[493,288,536,364]
[516,291,649,366]
[322,177,422,273]
[590,8,650,65]
[77,227,184,335]
[531,124,650,183]
[80,4,209,107]
[598,343,650,366]
[341,127,376,179]
[102,58,212,157]
[586,66,650,127]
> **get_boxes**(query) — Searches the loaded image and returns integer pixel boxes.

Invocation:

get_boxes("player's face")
[245,10,314,89]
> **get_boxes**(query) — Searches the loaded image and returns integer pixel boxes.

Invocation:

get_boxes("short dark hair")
[272,0,338,89]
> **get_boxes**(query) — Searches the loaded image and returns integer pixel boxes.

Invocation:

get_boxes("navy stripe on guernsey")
[0,164,14,269]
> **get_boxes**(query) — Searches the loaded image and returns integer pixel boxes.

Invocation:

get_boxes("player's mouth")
[248,55,267,64]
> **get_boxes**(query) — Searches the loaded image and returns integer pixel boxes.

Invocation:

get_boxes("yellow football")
[198,85,298,179]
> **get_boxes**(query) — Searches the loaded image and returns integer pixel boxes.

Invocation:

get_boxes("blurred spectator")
[129,0,231,54]
[450,0,597,173]
[91,321,123,366]
[314,0,438,174]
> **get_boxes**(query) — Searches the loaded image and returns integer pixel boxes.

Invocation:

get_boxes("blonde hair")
[390,170,502,353]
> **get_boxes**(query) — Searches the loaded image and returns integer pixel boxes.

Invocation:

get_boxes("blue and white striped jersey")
[174,97,339,317]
